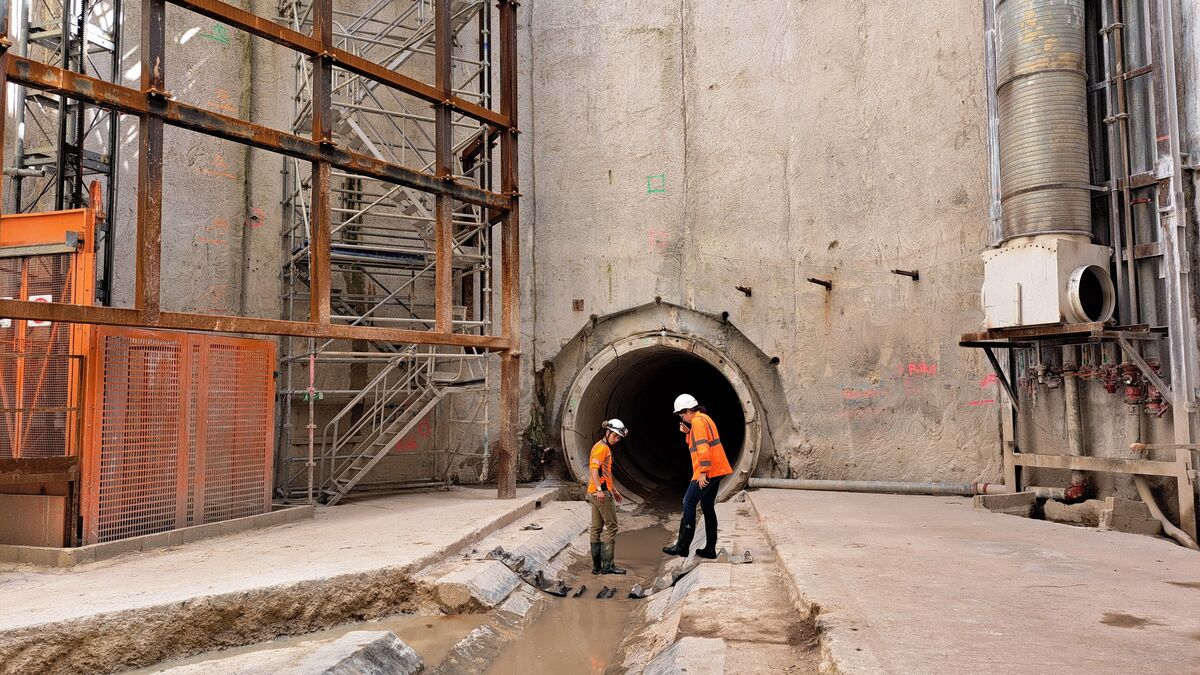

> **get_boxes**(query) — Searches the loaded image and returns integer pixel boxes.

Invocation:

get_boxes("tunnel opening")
[568,345,747,501]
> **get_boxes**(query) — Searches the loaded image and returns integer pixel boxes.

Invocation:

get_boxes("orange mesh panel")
[83,327,275,544]
[93,332,185,542]
[200,342,271,523]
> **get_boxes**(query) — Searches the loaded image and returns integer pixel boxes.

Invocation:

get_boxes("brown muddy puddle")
[487,524,673,675]
[125,613,485,673]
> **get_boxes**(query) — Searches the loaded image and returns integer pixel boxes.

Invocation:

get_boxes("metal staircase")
[317,349,483,505]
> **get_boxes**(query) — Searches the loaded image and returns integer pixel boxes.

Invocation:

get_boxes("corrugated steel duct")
[995,0,1092,244]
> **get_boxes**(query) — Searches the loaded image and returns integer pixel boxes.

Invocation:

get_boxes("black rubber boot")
[662,520,694,557]
[590,542,603,575]
[601,543,627,575]
[694,514,719,558]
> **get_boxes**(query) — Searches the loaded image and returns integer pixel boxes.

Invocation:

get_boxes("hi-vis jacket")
[588,440,614,493]
[686,412,733,482]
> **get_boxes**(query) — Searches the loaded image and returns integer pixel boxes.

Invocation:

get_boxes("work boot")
[694,514,719,558]
[662,520,694,557]
[601,543,627,575]
[590,542,603,575]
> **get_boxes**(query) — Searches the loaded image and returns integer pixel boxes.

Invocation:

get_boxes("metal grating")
[200,342,274,523]
[83,327,276,544]
[0,253,77,460]
[93,333,184,542]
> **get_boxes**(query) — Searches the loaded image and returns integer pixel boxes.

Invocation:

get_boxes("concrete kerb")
[745,491,878,675]
[0,505,315,569]
[0,489,563,675]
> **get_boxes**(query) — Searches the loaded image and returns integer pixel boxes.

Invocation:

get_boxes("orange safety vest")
[588,440,614,493]
[686,412,732,481]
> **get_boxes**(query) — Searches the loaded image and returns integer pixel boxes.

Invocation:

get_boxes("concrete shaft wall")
[519,0,1003,483]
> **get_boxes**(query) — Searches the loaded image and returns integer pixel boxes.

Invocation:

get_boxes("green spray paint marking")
[200,23,231,45]
[646,173,666,194]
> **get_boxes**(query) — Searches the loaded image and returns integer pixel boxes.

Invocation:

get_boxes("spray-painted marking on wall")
[246,206,265,229]
[968,372,999,407]
[201,283,231,314]
[838,385,887,418]
[901,361,939,377]
[646,174,666,194]
[210,88,237,115]
[198,152,238,180]
[648,227,670,252]
[391,418,433,453]
[199,23,231,45]
[196,216,230,246]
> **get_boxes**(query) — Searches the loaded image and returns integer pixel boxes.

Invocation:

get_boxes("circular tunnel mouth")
[569,345,747,502]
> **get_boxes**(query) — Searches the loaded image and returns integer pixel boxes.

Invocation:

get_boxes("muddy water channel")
[488,524,673,675]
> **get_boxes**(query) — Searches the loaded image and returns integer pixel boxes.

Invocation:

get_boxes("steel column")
[496,0,520,499]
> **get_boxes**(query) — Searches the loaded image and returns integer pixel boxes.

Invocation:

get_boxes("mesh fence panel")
[85,328,275,544]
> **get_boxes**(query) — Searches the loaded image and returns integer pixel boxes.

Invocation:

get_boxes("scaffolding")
[5,0,121,304]
[276,0,499,502]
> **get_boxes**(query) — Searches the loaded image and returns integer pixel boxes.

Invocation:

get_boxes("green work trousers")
[589,492,618,545]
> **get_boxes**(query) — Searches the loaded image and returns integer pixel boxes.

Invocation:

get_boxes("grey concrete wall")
[519,0,1004,483]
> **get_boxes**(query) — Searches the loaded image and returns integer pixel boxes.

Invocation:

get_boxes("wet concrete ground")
[488,524,673,674]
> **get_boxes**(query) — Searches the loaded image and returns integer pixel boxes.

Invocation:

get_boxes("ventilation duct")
[981,0,1116,327]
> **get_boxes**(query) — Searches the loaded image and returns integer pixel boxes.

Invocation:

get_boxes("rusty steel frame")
[0,0,522,497]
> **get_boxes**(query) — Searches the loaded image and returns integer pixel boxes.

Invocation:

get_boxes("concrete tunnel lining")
[561,333,760,502]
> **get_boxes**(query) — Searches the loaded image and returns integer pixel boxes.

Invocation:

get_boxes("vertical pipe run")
[1063,368,1087,497]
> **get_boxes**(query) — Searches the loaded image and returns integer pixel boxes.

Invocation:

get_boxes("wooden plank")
[1011,452,1179,477]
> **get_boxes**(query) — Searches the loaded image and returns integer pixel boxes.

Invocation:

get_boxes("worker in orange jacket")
[588,419,629,575]
[662,394,732,558]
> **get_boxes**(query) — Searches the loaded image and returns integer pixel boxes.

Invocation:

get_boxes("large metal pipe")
[748,478,1009,497]
[1063,368,1087,498]
[995,0,1091,243]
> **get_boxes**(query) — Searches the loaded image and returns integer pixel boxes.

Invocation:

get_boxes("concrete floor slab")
[750,489,1200,674]
[0,487,557,674]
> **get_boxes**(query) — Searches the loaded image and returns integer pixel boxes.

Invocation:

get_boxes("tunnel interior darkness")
[572,346,745,499]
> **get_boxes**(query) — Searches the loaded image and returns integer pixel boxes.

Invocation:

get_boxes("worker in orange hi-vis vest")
[588,419,629,575]
[662,394,733,559]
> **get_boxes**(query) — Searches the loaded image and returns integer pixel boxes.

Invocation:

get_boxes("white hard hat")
[603,418,629,437]
[673,394,699,413]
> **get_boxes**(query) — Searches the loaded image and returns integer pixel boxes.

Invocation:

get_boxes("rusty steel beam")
[168,0,509,129]
[309,0,332,325]
[137,0,166,322]
[496,0,521,500]
[433,0,453,333]
[4,57,510,210]
[0,299,510,349]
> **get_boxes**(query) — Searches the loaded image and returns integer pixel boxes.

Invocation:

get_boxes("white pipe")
[1127,403,1198,550]
[748,478,1008,497]
[1134,476,1199,550]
